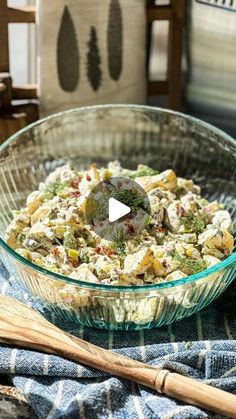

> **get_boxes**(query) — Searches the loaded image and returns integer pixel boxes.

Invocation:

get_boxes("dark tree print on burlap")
[86,26,102,91]
[57,6,79,92]
[107,0,123,81]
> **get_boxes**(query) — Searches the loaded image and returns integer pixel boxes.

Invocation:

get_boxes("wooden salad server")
[0,295,235,418]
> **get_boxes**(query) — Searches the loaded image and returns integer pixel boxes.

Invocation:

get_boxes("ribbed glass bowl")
[0,105,235,330]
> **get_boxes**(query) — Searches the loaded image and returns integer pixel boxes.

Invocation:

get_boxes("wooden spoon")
[0,295,235,418]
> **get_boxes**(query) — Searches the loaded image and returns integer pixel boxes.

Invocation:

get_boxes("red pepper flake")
[106,249,114,257]
[69,257,79,268]
[155,226,165,233]
[94,245,114,256]
[69,191,81,198]
[176,206,185,217]
[86,174,91,181]
[94,245,102,254]
[51,247,59,256]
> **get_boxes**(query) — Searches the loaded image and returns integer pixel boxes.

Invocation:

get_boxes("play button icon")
[108,197,130,222]
[85,176,150,241]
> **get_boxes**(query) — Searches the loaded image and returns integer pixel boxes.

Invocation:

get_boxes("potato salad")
[6,162,234,286]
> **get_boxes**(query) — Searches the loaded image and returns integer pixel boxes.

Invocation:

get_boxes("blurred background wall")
[8,0,36,86]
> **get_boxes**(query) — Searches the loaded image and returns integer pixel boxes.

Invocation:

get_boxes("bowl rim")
[0,104,235,292]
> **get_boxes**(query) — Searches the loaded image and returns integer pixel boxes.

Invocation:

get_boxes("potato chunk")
[123,248,153,275]
[203,255,221,268]
[212,210,233,232]
[198,228,234,258]
[166,270,186,281]
[31,206,51,223]
[136,170,177,192]
[26,191,43,215]
[69,264,98,282]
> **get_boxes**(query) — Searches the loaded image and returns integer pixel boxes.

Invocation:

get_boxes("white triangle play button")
[108,197,131,223]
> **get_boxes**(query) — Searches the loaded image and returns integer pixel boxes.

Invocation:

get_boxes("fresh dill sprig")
[112,189,145,212]
[170,251,207,275]
[97,196,109,220]
[79,248,90,264]
[113,240,126,257]
[182,214,205,234]
[111,230,127,257]
[91,189,146,221]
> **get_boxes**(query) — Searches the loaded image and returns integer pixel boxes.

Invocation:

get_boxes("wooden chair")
[0,0,185,143]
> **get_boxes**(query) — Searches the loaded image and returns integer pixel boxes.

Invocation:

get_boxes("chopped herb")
[129,167,159,179]
[79,248,90,264]
[112,189,145,212]
[42,182,66,199]
[145,215,155,228]
[113,240,126,257]
[170,251,207,275]
[111,230,127,257]
[18,232,27,244]
[182,214,205,234]
[90,188,147,221]
[97,196,109,220]
[63,232,76,249]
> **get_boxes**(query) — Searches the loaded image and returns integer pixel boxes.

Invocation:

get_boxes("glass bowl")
[0,105,235,330]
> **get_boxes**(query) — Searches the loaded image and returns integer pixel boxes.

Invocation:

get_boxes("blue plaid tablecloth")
[0,260,235,419]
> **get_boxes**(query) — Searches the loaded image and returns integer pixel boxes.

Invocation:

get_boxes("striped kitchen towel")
[0,260,235,419]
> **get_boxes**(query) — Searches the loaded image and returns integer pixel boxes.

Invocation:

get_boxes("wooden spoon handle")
[0,296,161,389]
[0,295,235,418]
[158,370,236,418]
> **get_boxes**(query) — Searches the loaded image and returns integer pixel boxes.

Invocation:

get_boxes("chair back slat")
[8,6,36,23]
[0,0,10,73]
